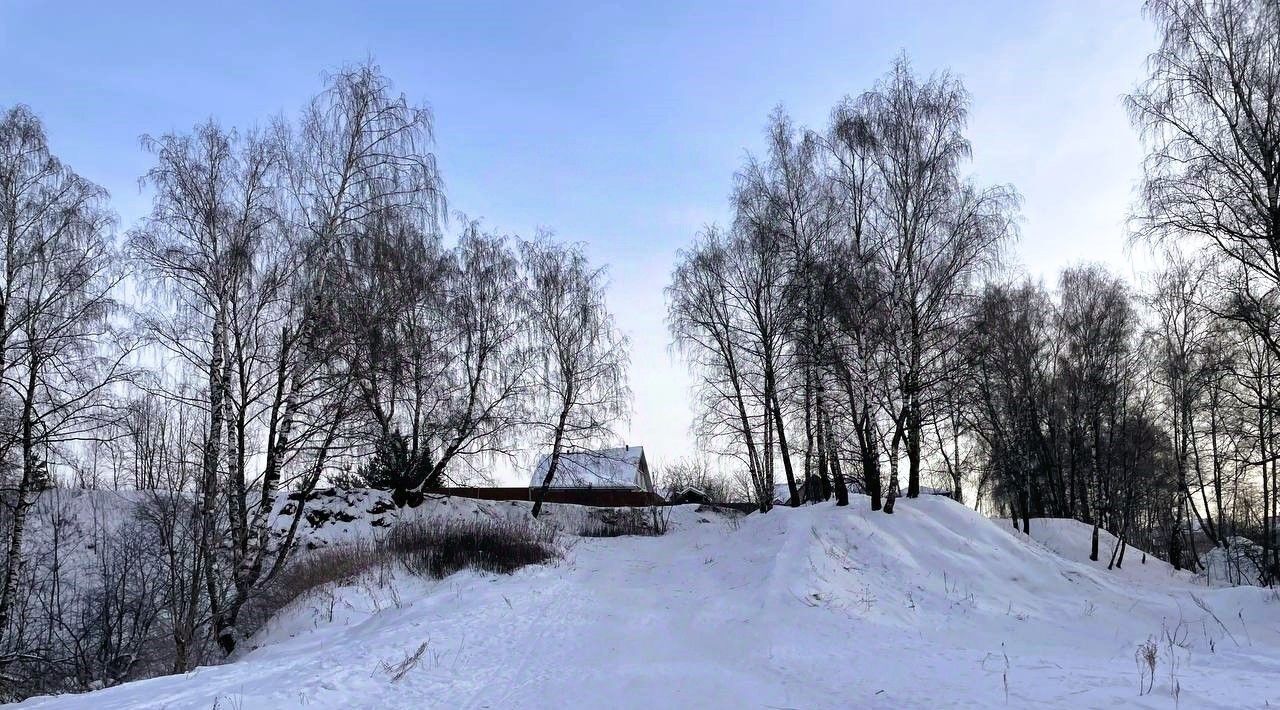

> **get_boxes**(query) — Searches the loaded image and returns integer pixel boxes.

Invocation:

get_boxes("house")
[773,481,801,506]
[435,445,663,507]
[529,446,652,491]
[917,485,955,499]
[670,486,711,506]
[772,475,824,506]
[527,446,660,506]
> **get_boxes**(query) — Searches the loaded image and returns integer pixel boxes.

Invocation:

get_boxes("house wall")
[435,486,663,507]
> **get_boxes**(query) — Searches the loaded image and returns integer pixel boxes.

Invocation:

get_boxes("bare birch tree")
[1128,0,1280,581]
[0,106,126,650]
[862,55,1018,512]
[668,226,771,510]
[524,239,630,518]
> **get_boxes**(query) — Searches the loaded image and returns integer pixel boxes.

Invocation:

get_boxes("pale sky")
[0,1,1157,473]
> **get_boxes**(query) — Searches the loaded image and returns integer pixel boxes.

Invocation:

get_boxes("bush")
[1,492,181,699]
[577,507,669,537]
[245,517,559,633]
[246,541,388,631]
[385,518,559,578]
[355,431,433,507]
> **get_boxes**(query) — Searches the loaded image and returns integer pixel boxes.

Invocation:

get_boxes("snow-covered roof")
[530,447,650,490]
[772,482,795,505]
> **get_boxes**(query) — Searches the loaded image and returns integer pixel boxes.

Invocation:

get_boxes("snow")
[1201,537,1266,588]
[14,495,1280,709]
[529,446,650,490]
[1003,516,1199,586]
[1016,517,1270,589]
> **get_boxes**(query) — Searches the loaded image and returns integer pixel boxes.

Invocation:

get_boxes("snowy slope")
[1001,517,1199,586]
[14,495,1280,709]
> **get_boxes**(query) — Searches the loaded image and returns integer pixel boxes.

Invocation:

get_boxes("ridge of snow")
[15,495,1280,709]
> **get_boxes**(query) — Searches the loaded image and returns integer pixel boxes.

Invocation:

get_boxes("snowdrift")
[14,494,1280,709]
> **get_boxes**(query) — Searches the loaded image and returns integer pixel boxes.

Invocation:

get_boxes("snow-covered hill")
[14,495,1280,709]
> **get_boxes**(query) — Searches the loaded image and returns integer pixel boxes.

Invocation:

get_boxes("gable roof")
[530,447,649,490]
[772,482,797,505]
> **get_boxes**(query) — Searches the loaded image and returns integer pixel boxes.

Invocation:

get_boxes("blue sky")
[0,1,1157,470]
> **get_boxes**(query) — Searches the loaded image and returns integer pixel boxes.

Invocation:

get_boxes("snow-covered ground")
[14,495,1280,709]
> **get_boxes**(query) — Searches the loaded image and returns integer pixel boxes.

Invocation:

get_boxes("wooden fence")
[434,487,664,507]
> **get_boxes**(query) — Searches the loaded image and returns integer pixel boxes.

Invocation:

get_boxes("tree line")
[2,0,1277,698]
[668,54,1019,516]
[0,63,629,693]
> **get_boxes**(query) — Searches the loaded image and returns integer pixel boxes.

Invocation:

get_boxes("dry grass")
[383,518,559,578]
[245,517,560,636]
